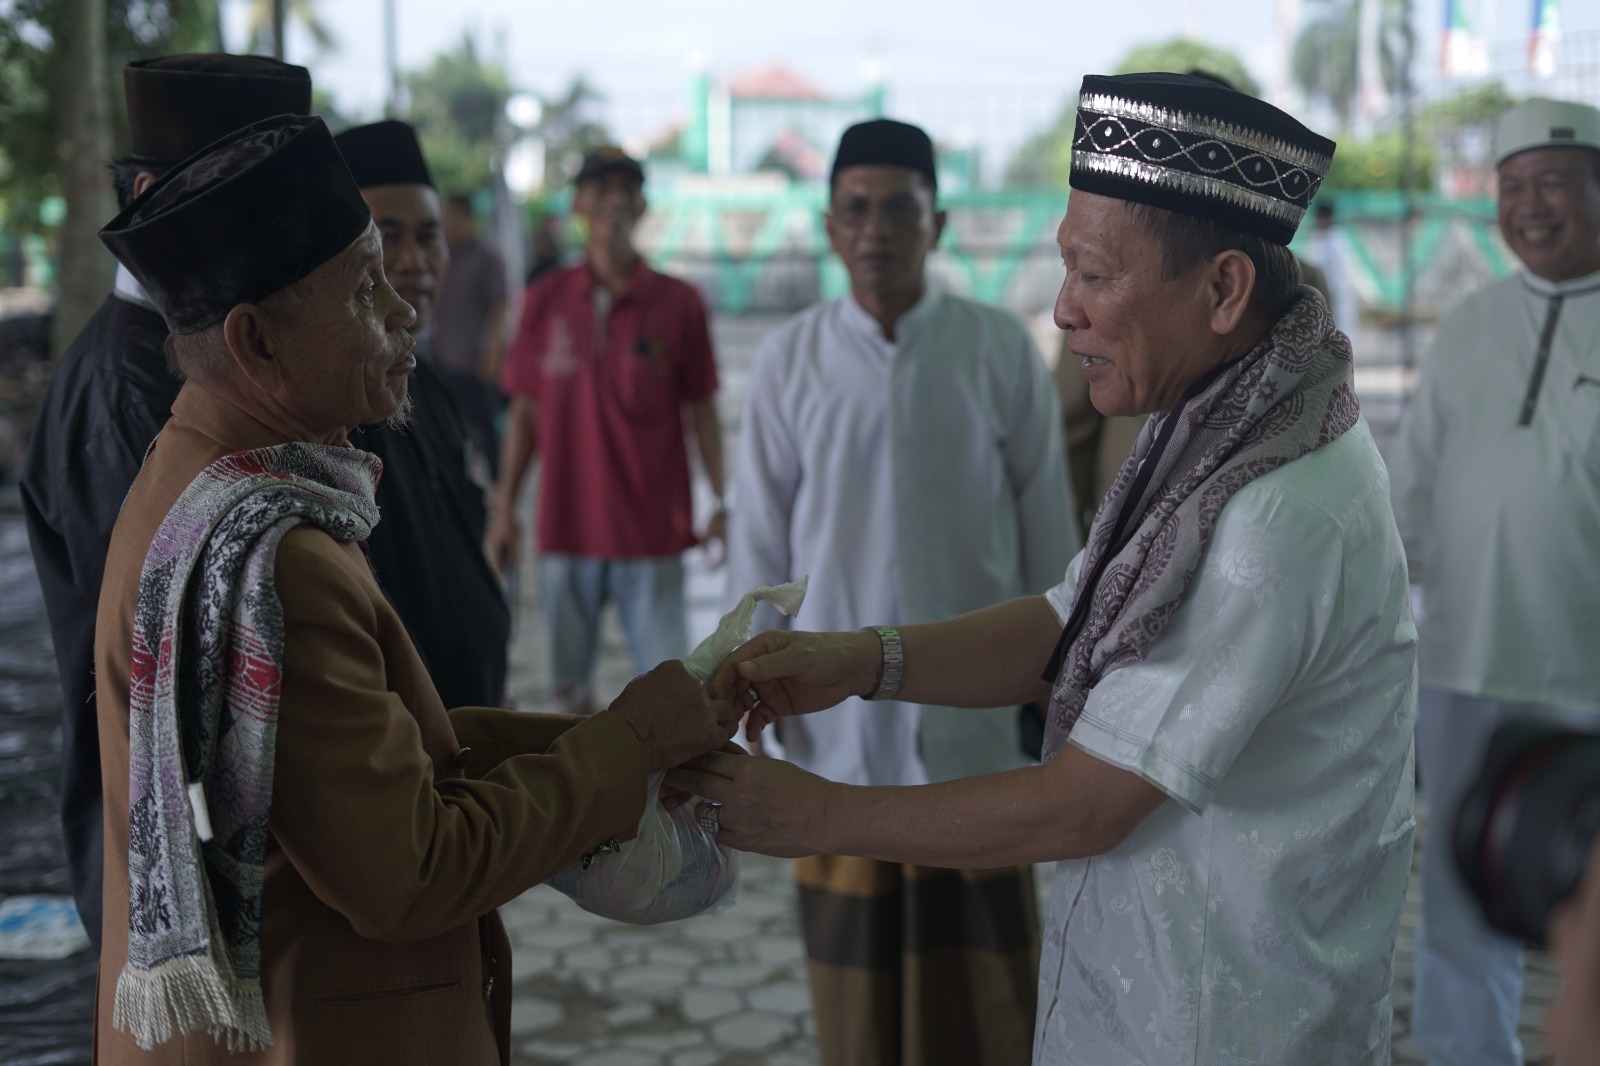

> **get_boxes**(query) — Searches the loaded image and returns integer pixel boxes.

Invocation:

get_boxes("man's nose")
[384,284,417,331]
[1054,278,1087,332]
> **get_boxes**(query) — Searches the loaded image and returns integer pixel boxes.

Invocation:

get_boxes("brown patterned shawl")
[1041,286,1359,761]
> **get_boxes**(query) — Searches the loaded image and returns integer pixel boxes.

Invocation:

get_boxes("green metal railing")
[626,187,1511,317]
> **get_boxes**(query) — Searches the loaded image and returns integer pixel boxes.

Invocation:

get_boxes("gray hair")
[1124,201,1303,322]
[164,322,230,381]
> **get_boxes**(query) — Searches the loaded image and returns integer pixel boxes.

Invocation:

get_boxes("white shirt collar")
[841,286,942,346]
[1520,265,1600,299]
[113,263,158,311]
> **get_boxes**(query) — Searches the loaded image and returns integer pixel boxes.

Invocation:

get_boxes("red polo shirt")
[502,261,718,558]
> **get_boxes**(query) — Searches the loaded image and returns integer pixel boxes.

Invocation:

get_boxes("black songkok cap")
[334,120,435,188]
[1070,73,1335,245]
[100,115,372,335]
[124,53,312,165]
[575,146,645,187]
[830,119,937,193]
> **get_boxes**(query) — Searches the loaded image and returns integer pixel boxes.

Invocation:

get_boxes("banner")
[1529,0,1561,78]
[1442,0,1489,78]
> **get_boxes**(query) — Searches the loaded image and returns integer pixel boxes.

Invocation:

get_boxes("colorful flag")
[1442,0,1489,78]
[1530,0,1561,78]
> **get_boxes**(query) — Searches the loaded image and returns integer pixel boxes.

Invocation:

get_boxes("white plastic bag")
[546,577,809,924]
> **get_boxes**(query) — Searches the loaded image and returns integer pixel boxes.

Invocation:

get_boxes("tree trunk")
[50,0,115,359]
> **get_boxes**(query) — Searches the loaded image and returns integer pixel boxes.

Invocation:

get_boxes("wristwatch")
[864,625,903,701]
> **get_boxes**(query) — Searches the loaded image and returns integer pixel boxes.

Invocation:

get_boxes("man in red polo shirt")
[489,147,725,715]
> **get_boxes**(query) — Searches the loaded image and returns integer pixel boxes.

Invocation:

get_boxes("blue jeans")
[539,553,688,711]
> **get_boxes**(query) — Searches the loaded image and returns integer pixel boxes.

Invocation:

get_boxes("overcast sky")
[232,0,1600,178]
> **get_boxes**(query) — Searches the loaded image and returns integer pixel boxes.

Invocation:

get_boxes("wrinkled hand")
[708,629,880,748]
[483,507,519,577]
[664,751,836,858]
[1547,836,1600,1065]
[661,741,747,811]
[609,660,739,772]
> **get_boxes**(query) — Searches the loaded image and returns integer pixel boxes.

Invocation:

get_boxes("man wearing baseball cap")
[488,147,726,715]
[1389,97,1600,1065]
[20,53,312,953]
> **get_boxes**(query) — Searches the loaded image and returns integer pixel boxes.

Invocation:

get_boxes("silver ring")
[697,801,722,835]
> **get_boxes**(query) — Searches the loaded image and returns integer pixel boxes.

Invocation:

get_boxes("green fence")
[629,187,1510,319]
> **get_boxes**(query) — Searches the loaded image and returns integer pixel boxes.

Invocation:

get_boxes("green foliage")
[1116,38,1261,96]
[1003,37,1259,189]
[0,0,222,241]
[405,34,512,196]
[1322,132,1437,190]
[534,77,611,188]
[1421,81,1519,136]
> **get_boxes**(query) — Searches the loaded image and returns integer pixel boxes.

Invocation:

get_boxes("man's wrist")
[814,780,852,855]
[861,625,903,701]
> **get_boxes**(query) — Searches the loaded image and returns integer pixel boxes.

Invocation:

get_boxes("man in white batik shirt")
[1388,98,1600,1066]
[1032,445,1416,1062]
[677,73,1418,1066]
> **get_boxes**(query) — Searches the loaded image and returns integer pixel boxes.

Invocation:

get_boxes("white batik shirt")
[1387,268,1600,716]
[728,289,1078,785]
[1034,423,1418,1065]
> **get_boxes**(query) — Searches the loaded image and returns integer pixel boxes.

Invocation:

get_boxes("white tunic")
[728,289,1078,785]
[1035,423,1417,1065]
[1387,268,1600,715]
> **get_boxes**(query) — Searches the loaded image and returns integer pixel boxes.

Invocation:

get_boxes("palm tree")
[1293,0,1403,132]
[242,0,336,59]
[51,0,115,357]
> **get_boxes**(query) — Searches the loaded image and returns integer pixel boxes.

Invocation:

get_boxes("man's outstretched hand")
[708,629,881,747]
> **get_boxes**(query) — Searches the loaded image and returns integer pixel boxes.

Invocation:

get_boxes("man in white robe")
[726,118,1077,1065]
[1388,97,1600,1066]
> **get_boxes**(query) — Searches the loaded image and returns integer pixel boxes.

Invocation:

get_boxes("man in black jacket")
[335,119,511,710]
[20,54,312,952]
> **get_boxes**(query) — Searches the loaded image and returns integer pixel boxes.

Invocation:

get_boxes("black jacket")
[21,292,177,951]
[356,360,510,710]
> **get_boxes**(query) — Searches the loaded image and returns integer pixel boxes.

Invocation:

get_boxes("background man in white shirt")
[1387,97,1600,1066]
[726,118,1076,1065]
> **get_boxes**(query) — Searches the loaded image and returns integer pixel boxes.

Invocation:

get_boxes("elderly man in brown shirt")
[91,115,736,1065]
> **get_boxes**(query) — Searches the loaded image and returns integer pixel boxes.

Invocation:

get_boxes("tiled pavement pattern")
[496,317,1560,1066]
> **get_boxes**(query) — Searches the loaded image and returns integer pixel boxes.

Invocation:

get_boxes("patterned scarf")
[113,442,381,1052]
[1041,287,1359,761]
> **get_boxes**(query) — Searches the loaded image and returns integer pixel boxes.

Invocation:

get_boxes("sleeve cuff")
[549,711,655,844]
[1067,711,1215,817]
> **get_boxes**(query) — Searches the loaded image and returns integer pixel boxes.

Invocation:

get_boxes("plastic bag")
[546,577,809,924]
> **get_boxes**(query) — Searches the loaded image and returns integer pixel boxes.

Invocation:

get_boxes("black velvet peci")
[123,54,312,166]
[100,115,372,335]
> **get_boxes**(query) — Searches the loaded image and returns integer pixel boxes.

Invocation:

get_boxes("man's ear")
[1208,249,1257,336]
[931,208,948,249]
[132,171,160,199]
[222,303,283,395]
